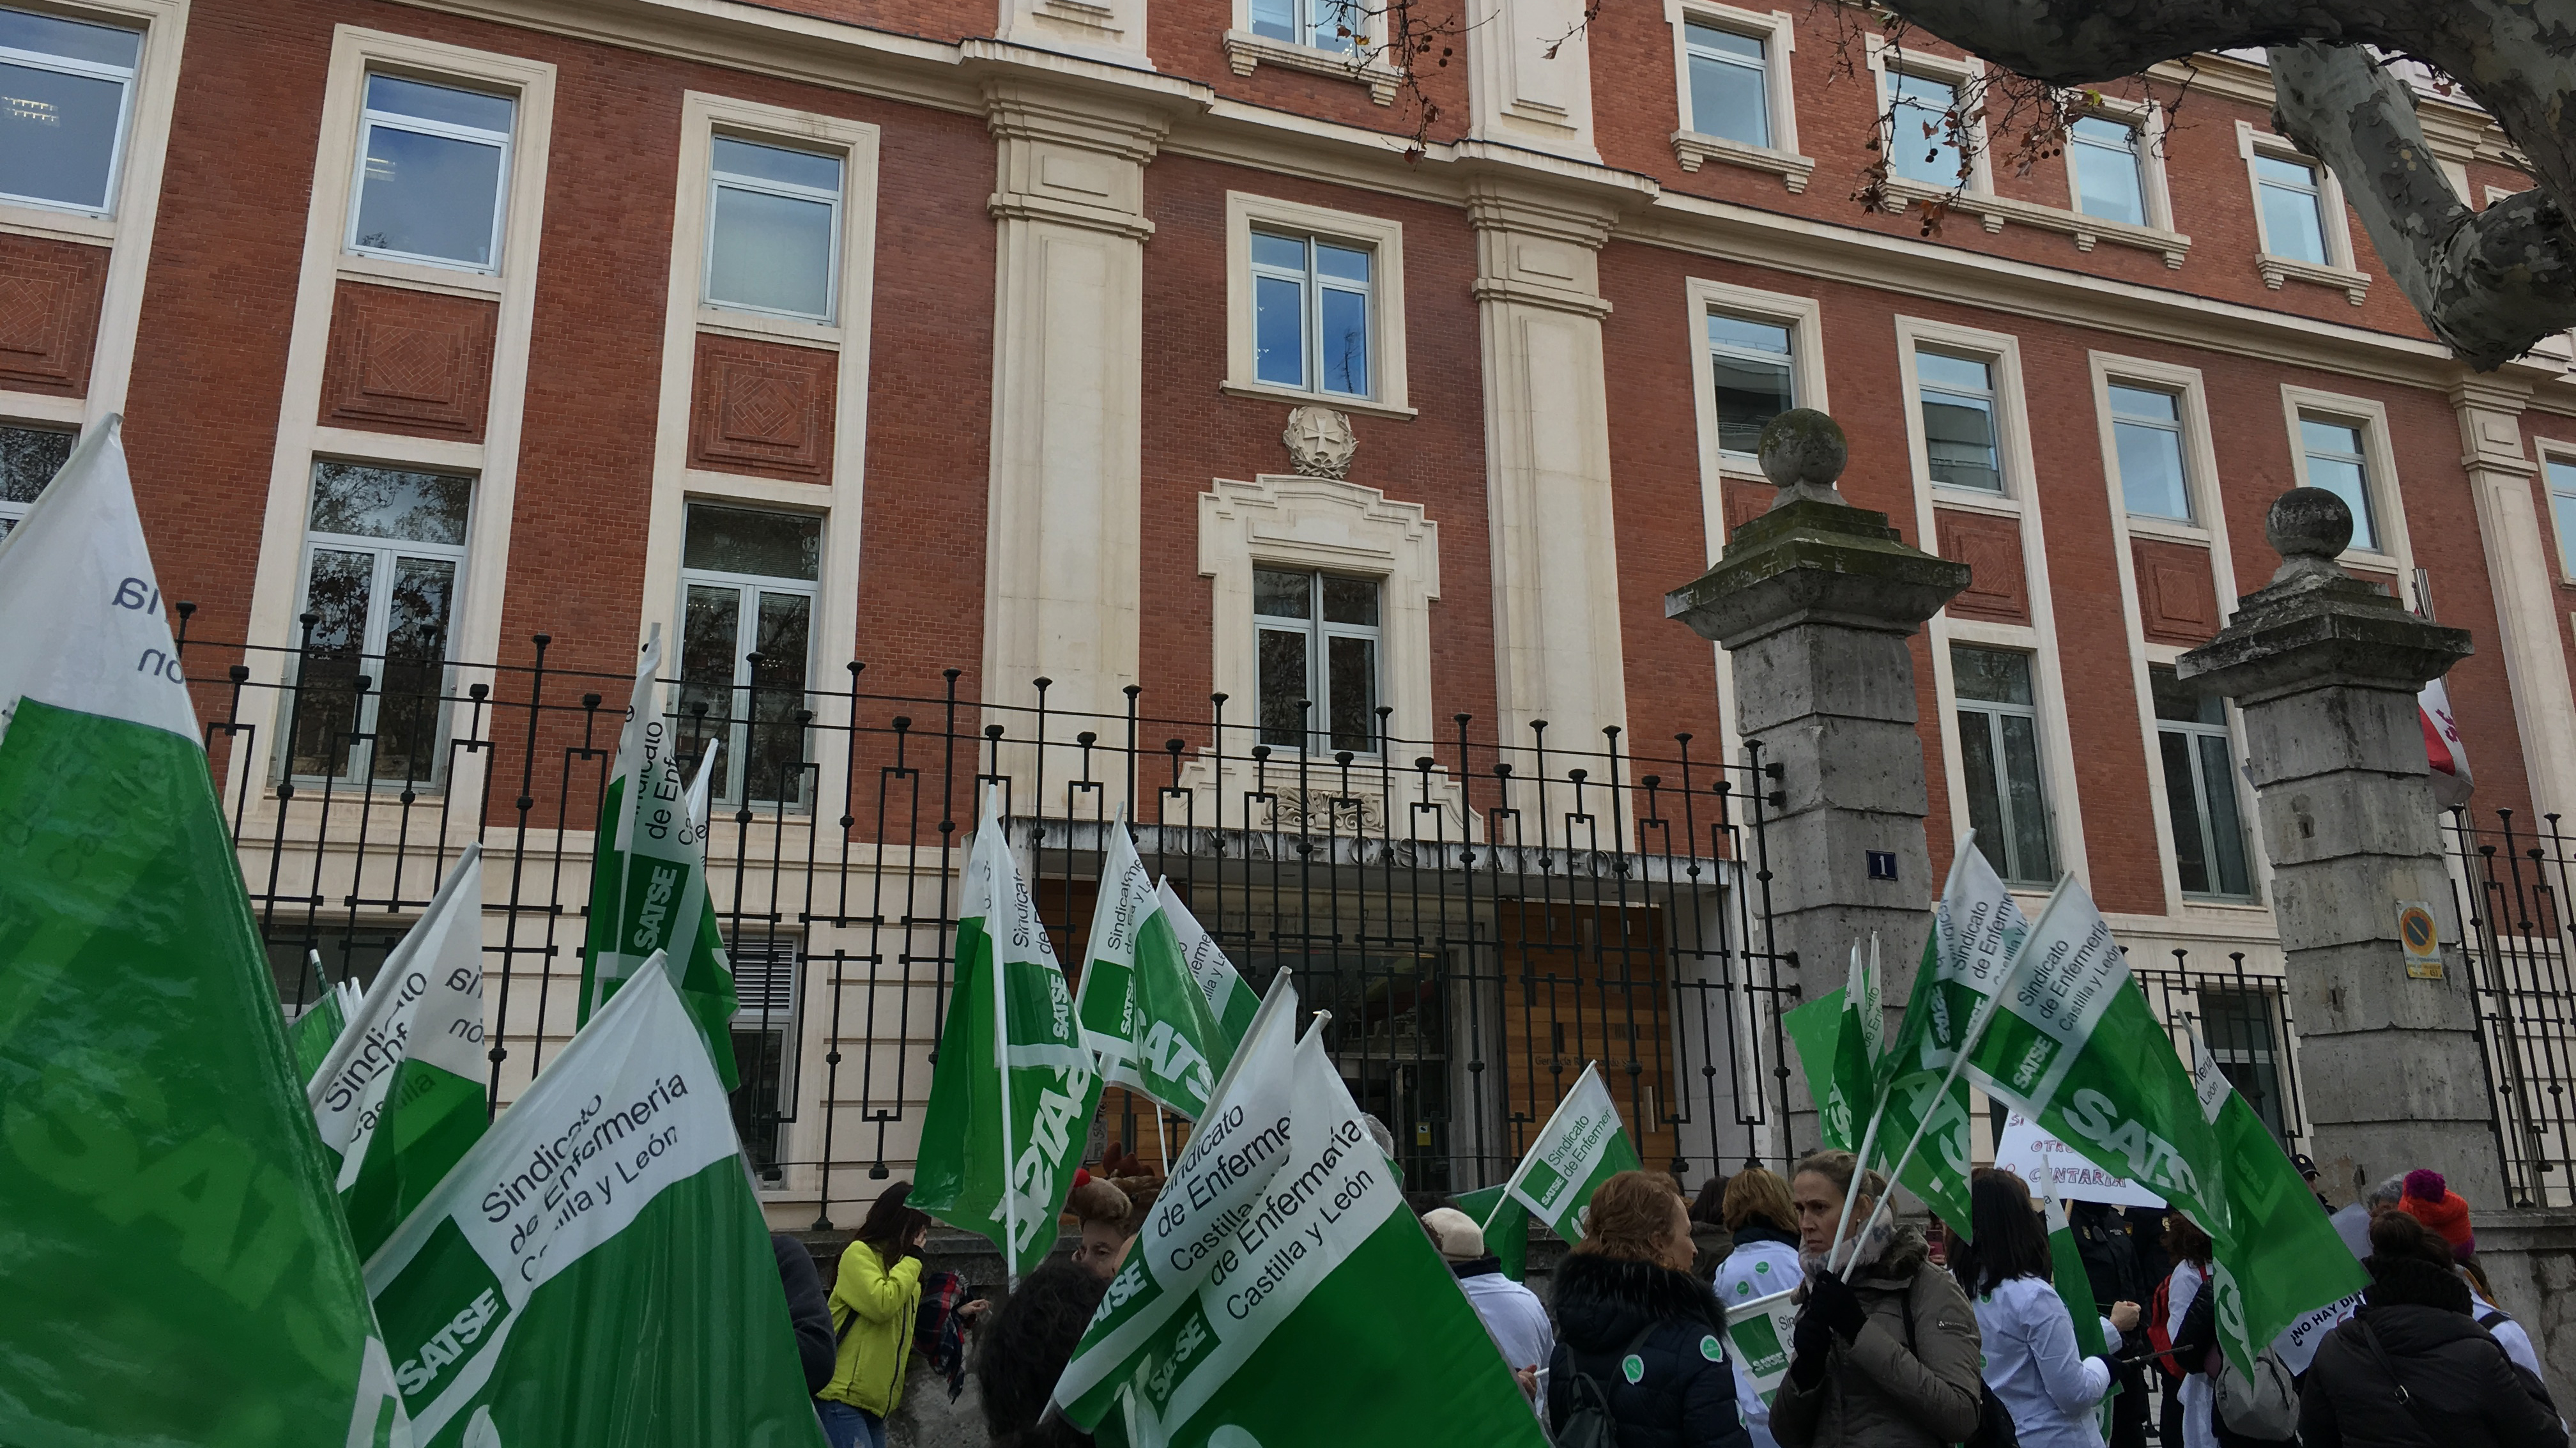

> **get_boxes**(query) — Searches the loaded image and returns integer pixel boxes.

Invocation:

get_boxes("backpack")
[2212,1348,2299,1442]
[1553,1320,1662,1448]
[2147,1274,2183,1382]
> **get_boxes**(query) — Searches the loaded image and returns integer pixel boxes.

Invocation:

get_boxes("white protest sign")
[1991,1110,2166,1209]
[2270,1293,2363,1375]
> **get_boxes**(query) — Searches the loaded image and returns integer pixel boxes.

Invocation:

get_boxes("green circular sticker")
[1700,1334,1724,1362]
[1622,1353,1645,1384]
[1734,1281,1752,1297]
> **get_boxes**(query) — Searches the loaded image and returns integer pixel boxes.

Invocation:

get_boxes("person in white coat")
[2159,1215,2218,1448]
[1710,1167,1804,1448]
[1423,1206,1554,1417]
[1948,1170,2140,1448]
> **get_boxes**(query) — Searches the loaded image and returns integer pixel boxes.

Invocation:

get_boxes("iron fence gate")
[2448,808,2576,1208]
[179,618,1804,1226]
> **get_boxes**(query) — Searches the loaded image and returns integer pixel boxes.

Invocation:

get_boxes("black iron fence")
[2133,951,2309,1152]
[2448,808,2576,1208]
[176,620,1805,1228]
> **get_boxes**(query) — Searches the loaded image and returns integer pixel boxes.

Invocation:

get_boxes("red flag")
[2419,675,2472,810]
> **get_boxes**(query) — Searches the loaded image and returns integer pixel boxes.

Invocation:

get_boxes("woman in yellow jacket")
[818,1184,930,1448]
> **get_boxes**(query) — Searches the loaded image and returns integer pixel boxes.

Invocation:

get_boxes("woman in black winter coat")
[2299,1208,2564,1448]
[1549,1170,1755,1448]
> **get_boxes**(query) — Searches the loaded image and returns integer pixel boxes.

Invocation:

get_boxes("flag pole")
[1836,875,2064,1282]
[1824,940,1876,1263]
[983,793,1022,1291]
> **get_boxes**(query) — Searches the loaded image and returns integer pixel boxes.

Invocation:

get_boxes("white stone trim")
[229,26,555,820]
[2450,381,2576,825]
[2063,93,2175,234]
[1662,1,1811,191]
[2084,350,2265,914]
[2536,437,2576,585]
[1897,314,2089,891]
[0,0,187,429]
[1464,0,1600,163]
[1882,176,2191,270]
[2278,383,2415,578]
[632,91,880,809]
[997,0,1150,68]
[2235,120,2370,305]
[1220,25,1400,105]
[1864,36,1989,197]
[1222,190,1410,415]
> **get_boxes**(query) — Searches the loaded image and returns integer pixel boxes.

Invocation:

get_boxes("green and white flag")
[1500,1061,1644,1244]
[1053,974,1547,1447]
[0,419,406,1447]
[293,969,367,1084]
[1453,1182,1530,1282]
[1781,940,1882,1153]
[1156,879,1258,1051]
[1075,818,1234,1120]
[364,953,820,1447]
[2029,1167,2119,1436]
[310,843,491,1262]
[914,796,1101,1286]
[1961,877,2366,1378]
[1725,1288,1799,1410]
[578,628,738,1089]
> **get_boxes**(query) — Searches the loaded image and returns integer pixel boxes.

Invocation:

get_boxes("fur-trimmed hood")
[1551,1251,1726,1353]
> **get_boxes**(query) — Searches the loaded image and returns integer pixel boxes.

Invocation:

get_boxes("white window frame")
[1248,229,1374,402]
[0,4,141,218]
[1223,0,1402,102]
[2280,385,2412,571]
[283,458,475,788]
[1949,642,2060,888]
[2062,96,2173,233]
[2151,666,2257,902]
[724,929,803,1188]
[2540,443,2576,585]
[1663,1,1810,190]
[700,132,845,325]
[343,71,517,275]
[2235,121,2369,305]
[1910,345,2008,498]
[1251,566,1386,757]
[1223,192,1411,417]
[1865,38,1989,201]
[673,501,824,810]
[2104,378,2196,525]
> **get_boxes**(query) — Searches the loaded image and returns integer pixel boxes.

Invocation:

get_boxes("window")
[703,135,841,322]
[1252,229,1372,400]
[264,924,407,1013]
[348,73,514,271]
[2297,417,2379,551]
[1952,645,2055,886]
[0,423,73,541]
[1708,313,1794,458]
[2547,456,2576,579]
[1917,350,2001,493]
[677,504,818,808]
[2068,115,2144,226]
[0,5,141,215]
[2253,153,2329,265]
[2152,667,2252,900]
[2109,384,2191,521]
[2197,988,2288,1143]
[1683,21,1768,147]
[1255,568,1381,755]
[1888,70,1963,186]
[1248,0,1362,52]
[727,934,801,1181]
[288,462,471,786]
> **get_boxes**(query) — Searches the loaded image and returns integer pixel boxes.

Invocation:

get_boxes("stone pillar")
[2449,378,2576,822]
[978,84,1162,730]
[1468,178,1630,753]
[2175,488,2485,1202]
[1666,411,1970,1147]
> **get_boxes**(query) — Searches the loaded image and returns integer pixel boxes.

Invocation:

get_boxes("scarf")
[916,1268,971,1401]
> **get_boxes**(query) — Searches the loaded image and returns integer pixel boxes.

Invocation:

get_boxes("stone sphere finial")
[2267,486,2353,562]
[1758,408,1848,493]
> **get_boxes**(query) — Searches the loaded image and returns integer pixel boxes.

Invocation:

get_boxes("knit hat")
[2397,1169,2475,1261]
[1422,1208,1485,1262]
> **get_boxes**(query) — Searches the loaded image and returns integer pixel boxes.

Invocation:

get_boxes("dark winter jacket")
[1768,1226,1984,1448]
[2297,1254,2564,1448]
[1547,1252,1754,1448]
[1690,1222,1737,1283]
[771,1233,838,1395]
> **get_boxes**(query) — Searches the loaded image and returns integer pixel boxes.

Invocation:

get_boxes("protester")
[1064,1178,1139,1281]
[1545,1169,1751,1447]
[1689,1174,1737,1281]
[2298,1209,2564,1448]
[1425,1206,1554,1416]
[976,1258,1110,1448]
[2394,1170,2476,1262]
[820,1183,931,1448]
[1948,1170,2138,1448]
[2460,1256,2548,1385]
[1768,1151,1982,1448]
[1711,1168,1803,1447]
[2069,1201,2152,1448]
[772,1232,838,1396]
[2155,1213,2215,1448]
[2363,1175,2408,1220]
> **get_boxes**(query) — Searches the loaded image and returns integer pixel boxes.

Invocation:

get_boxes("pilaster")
[995,0,1151,68]
[979,82,1164,738]
[1469,180,1629,756]
[2448,376,2576,822]
[1464,0,1600,162]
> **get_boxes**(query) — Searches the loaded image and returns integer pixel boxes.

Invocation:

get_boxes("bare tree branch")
[2267,42,2576,371]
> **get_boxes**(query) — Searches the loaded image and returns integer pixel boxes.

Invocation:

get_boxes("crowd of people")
[768,1148,2562,1448]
